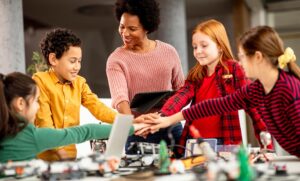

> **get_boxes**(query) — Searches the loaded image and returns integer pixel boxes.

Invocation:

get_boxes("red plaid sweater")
[161,60,269,153]
[182,70,300,157]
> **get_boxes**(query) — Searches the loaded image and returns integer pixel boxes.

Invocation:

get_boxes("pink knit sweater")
[106,40,185,108]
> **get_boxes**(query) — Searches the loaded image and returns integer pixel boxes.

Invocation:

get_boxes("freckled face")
[192,32,220,70]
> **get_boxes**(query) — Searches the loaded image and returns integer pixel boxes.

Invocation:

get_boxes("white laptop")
[104,114,133,158]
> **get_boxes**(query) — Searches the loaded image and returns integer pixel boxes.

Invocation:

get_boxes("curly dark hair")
[40,28,81,65]
[115,0,160,34]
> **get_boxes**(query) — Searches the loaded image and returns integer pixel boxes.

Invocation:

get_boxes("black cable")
[166,144,193,157]
[166,124,196,158]
[167,124,177,150]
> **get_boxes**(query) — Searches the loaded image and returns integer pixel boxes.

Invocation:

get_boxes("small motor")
[90,139,107,153]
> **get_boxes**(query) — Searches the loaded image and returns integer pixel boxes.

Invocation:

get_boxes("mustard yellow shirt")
[32,69,116,161]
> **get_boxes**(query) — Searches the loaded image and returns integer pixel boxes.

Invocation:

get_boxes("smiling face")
[50,46,82,82]
[192,32,220,71]
[118,13,148,50]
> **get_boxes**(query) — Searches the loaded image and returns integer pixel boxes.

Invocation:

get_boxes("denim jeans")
[125,122,182,156]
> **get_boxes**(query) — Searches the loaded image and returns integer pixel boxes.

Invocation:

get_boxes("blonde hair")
[187,19,234,82]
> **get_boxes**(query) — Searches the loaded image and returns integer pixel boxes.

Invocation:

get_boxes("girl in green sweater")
[0,72,141,163]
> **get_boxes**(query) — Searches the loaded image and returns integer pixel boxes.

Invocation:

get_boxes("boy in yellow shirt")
[33,28,117,161]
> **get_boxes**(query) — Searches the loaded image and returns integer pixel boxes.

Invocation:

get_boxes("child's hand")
[149,116,172,133]
[133,122,151,131]
[134,112,160,124]
[133,123,151,138]
[56,149,71,160]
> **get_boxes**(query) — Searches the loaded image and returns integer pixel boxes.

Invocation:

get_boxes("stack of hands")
[55,113,172,161]
[132,113,170,138]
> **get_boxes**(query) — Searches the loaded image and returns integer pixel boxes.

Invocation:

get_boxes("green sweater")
[0,123,134,163]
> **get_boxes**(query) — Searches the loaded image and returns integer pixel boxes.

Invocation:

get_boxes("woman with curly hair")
[106,0,185,154]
